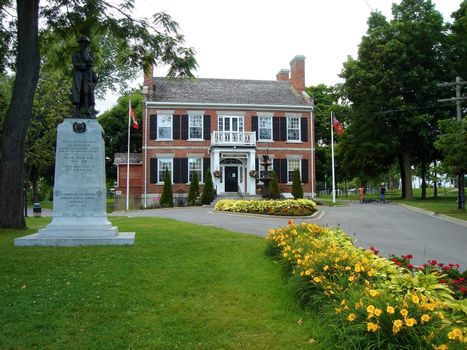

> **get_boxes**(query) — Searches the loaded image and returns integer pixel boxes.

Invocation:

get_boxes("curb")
[210,208,322,220]
[396,203,467,228]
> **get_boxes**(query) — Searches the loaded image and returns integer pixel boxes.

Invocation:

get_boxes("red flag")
[129,105,139,129]
[332,116,344,136]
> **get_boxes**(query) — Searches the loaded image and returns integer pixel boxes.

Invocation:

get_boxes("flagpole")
[143,102,148,208]
[331,111,336,204]
[126,98,131,211]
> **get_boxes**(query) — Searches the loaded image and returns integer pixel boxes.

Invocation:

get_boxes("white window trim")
[287,158,302,184]
[286,116,301,142]
[187,157,203,184]
[157,114,173,140]
[258,115,273,141]
[157,157,173,184]
[188,114,204,140]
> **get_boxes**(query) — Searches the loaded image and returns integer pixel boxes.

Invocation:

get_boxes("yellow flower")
[345,266,351,271]
[433,345,449,350]
[335,307,342,314]
[411,294,420,304]
[367,269,376,277]
[400,309,408,318]
[386,306,395,314]
[313,276,322,283]
[437,311,445,320]
[393,319,403,335]
[367,305,375,314]
[367,322,380,332]
[348,275,355,282]
[405,318,417,327]
[347,313,356,321]
[369,289,380,297]
[374,308,382,317]
[421,314,430,323]
[448,328,462,341]
[323,265,329,271]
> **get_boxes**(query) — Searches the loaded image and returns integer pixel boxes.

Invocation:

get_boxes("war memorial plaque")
[15,36,134,246]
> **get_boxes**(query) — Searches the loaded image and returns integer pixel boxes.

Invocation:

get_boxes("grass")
[317,187,467,221]
[0,217,331,350]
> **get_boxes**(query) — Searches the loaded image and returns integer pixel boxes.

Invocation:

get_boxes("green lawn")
[0,217,331,350]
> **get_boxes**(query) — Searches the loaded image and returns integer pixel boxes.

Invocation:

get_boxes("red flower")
[439,279,447,284]
[407,263,413,269]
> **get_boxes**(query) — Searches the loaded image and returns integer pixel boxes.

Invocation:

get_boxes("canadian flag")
[129,104,139,129]
[332,116,344,136]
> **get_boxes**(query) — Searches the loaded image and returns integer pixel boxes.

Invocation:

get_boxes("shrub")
[266,222,467,349]
[187,172,199,206]
[215,199,317,216]
[291,168,303,199]
[201,168,215,204]
[159,167,174,207]
[269,170,281,199]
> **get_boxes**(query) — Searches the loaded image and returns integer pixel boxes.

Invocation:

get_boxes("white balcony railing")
[211,131,256,146]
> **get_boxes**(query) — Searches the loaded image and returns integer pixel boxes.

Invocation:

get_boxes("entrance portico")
[210,148,256,195]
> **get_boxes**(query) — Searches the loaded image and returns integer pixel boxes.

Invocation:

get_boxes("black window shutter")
[150,158,157,183]
[203,115,211,140]
[251,116,258,138]
[280,159,288,183]
[173,158,188,183]
[203,158,211,182]
[255,157,259,171]
[173,115,180,140]
[273,117,280,141]
[181,115,188,140]
[280,117,287,141]
[150,115,157,140]
[301,159,309,183]
[301,117,308,142]
[273,159,280,179]
[181,158,188,183]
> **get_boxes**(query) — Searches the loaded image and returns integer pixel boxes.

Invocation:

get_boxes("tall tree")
[0,0,197,228]
[341,1,447,199]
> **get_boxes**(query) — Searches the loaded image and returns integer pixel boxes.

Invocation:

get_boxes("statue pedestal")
[15,118,135,246]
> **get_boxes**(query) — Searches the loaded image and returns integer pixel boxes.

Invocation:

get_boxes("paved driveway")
[111,202,467,269]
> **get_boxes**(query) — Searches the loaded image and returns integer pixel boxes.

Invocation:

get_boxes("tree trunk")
[433,160,438,198]
[458,172,465,210]
[402,152,413,200]
[421,161,427,199]
[0,0,40,229]
[399,155,406,198]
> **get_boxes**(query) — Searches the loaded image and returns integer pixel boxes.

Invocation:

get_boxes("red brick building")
[114,55,315,208]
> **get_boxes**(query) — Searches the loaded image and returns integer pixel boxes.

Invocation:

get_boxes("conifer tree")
[291,168,304,199]
[201,169,215,204]
[187,172,199,206]
[159,167,173,207]
[269,170,281,199]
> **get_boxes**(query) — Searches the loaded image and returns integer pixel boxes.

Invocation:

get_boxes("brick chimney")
[143,63,154,98]
[276,69,289,81]
[289,55,306,92]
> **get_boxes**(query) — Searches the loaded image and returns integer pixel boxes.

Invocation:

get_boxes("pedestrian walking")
[380,184,386,203]
[359,185,366,203]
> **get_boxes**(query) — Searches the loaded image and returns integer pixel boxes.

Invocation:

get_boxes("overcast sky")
[96,0,462,113]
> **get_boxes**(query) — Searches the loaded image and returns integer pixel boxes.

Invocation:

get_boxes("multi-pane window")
[189,115,203,139]
[288,159,301,182]
[157,114,172,139]
[158,158,172,183]
[188,158,202,182]
[287,117,300,141]
[259,116,272,140]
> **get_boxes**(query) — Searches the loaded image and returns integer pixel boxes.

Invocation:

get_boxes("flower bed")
[266,222,466,349]
[215,199,318,216]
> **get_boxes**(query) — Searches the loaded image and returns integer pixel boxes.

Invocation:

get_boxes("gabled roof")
[148,77,311,107]
[113,153,142,165]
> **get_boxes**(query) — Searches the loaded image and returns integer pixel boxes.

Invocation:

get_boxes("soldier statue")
[71,35,98,117]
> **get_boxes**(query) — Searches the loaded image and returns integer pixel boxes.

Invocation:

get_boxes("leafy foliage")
[201,169,215,205]
[187,172,199,206]
[215,199,317,216]
[291,168,303,199]
[159,167,173,208]
[435,118,467,175]
[268,170,281,199]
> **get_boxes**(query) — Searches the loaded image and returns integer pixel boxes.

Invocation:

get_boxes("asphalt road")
[31,202,467,269]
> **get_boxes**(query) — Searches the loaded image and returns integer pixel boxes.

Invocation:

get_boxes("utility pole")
[438,76,466,210]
